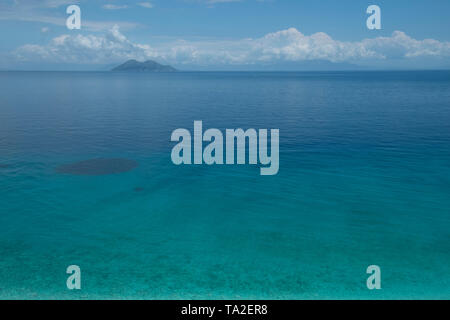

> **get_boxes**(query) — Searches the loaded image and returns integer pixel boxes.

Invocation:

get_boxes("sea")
[0,71,449,299]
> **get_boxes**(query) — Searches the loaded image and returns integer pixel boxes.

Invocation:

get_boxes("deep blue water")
[0,71,449,299]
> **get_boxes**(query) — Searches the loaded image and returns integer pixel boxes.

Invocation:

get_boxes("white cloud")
[207,0,243,3]
[15,25,158,64]
[138,2,153,8]
[244,28,450,64]
[103,4,129,10]
[13,26,450,67]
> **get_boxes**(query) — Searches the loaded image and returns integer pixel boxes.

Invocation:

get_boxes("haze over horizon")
[1,0,450,71]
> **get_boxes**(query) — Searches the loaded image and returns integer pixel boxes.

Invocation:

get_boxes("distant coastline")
[1,67,450,73]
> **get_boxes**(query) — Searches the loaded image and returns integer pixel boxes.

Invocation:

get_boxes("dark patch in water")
[56,158,138,176]
[0,164,9,168]
[134,187,145,192]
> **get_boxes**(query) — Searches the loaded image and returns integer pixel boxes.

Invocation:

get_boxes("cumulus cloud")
[245,28,450,64]
[13,26,450,67]
[15,25,158,64]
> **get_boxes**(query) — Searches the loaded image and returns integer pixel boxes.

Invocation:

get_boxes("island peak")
[112,60,177,72]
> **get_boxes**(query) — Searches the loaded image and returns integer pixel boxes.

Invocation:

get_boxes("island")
[112,59,177,72]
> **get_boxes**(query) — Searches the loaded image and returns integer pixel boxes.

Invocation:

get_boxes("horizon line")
[1,68,450,73]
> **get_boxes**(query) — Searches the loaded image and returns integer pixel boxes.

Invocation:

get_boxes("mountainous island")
[112,60,177,72]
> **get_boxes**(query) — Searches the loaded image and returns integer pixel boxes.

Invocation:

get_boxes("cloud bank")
[13,26,450,68]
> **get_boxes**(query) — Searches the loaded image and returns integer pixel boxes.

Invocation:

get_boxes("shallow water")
[0,71,449,299]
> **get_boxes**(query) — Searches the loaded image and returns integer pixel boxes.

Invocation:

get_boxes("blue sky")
[1,0,450,70]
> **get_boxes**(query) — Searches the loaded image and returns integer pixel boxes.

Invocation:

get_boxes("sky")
[1,0,450,70]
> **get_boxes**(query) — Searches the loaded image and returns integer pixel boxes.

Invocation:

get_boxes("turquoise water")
[0,71,449,299]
